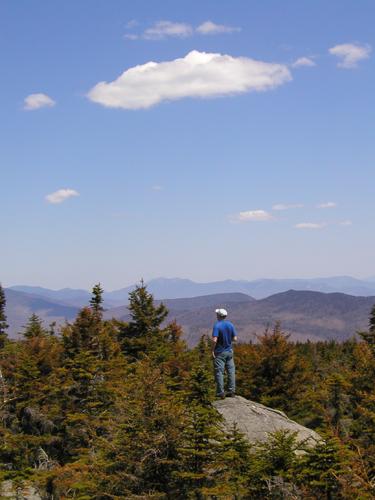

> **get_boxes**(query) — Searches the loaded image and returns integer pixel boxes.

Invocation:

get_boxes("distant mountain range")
[8,286,92,308]
[4,277,375,344]
[103,290,375,345]
[9,275,375,304]
[4,289,79,337]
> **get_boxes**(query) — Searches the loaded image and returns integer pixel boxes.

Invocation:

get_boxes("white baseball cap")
[215,308,228,317]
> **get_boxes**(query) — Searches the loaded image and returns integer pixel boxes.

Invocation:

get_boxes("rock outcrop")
[213,395,320,446]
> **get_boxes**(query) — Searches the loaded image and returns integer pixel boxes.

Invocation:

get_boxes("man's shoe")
[216,393,225,399]
[226,392,235,397]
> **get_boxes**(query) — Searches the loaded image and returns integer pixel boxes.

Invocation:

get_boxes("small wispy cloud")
[45,188,79,204]
[295,222,326,229]
[124,33,139,40]
[272,203,304,211]
[292,57,316,68]
[317,201,337,209]
[329,42,371,68]
[196,21,241,35]
[340,220,352,226]
[151,185,163,191]
[125,20,241,40]
[125,20,138,29]
[24,93,55,111]
[143,21,193,40]
[234,210,274,222]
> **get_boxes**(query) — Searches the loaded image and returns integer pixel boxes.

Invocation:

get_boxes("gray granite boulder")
[213,395,320,446]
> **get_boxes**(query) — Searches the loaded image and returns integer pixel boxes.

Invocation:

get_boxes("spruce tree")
[247,430,301,498]
[295,435,348,499]
[95,358,183,498]
[119,280,168,359]
[175,365,223,498]
[234,341,257,400]
[370,304,375,332]
[209,424,252,498]
[325,371,351,436]
[0,283,9,348]
[62,307,100,356]
[251,322,307,414]
[359,304,375,353]
[22,313,48,339]
[160,321,189,391]
[90,282,104,318]
[57,306,122,462]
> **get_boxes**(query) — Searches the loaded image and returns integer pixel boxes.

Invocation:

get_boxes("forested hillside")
[1,282,375,498]
[105,290,375,345]
[6,286,375,343]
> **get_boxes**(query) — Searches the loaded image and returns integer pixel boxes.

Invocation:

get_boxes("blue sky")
[1,0,374,290]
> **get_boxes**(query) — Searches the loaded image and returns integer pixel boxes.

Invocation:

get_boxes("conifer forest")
[1,282,375,499]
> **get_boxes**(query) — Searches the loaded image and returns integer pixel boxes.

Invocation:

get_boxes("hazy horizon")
[4,273,375,292]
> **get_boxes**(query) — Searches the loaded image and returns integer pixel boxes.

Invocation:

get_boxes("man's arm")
[211,336,218,358]
[232,324,238,344]
[212,323,219,358]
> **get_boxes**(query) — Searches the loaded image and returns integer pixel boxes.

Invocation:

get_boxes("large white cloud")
[24,93,55,110]
[329,43,371,68]
[45,189,79,204]
[87,50,292,110]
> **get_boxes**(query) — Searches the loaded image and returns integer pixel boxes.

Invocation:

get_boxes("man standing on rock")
[212,308,237,399]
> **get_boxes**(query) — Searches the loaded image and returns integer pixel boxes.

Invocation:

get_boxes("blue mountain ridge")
[9,275,375,303]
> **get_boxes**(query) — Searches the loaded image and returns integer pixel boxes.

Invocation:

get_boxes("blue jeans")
[213,350,235,395]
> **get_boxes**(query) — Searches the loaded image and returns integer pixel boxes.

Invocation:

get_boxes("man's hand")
[212,351,216,359]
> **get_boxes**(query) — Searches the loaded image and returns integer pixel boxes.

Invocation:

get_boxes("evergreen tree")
[235,341,257,400]
[57,307,122,462]
[359,304,375,353]
[89,282,104,318]
[246,430,301,498]
[159,321,189,391]
[251,322,307,414]
[0,283,8,348]
[0,321,63,474]
[22,313,48,339]
[175,365,223,498]
[209,424,252,498]
[94,359,183,498]
[295,435,349,499]
[354,391,375,477]
[119,280,169,359]
[62,307,100,356]
[370,304,375,333]
[324,371,351,436]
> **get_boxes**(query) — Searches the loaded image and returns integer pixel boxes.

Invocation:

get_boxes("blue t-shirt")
[212,319,237,353]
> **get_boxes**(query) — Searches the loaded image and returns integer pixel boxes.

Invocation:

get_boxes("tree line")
[0,282,375,498]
